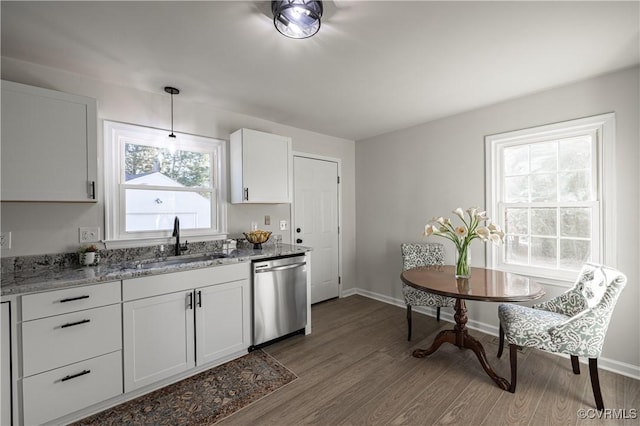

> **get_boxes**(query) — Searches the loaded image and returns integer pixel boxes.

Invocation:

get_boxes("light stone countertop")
[1,244,310,297]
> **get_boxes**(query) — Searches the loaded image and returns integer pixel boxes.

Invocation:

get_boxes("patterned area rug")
[73,350,297,425]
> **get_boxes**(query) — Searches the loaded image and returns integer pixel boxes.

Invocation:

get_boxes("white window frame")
[104,121,227,247]
[485,113,616,284]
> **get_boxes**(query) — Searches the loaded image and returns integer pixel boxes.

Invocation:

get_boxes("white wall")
[0,57,357,291]
[356,66,640,375]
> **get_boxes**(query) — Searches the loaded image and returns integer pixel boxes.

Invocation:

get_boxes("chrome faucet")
[172,216,188,256]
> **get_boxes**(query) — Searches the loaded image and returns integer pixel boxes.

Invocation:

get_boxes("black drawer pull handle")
[60,369,91,382]
[60,319,91,329]
[60,295,90,303]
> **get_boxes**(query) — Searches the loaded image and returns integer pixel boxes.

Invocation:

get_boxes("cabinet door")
[195,279,250,365]
[230,128,292,203]
[1,80,97,202]
[1,302,11,426]
[123,291,195,392]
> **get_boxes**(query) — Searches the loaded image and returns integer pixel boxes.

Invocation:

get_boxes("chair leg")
[589,358,604,411]
[406,305,412,341]
[571,355,580,374]
[436,306,441,321]
[497,324,504,358]
[509,344,518,393]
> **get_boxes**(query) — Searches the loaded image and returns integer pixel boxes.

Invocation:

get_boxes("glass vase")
[455,246,471,279]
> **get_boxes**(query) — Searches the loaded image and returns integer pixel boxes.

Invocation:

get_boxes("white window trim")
[103,121,227,248]
[485,113,616,285]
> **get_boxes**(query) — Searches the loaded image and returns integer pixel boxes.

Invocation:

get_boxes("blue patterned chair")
[497,263,627,410]
[401,243,456,341]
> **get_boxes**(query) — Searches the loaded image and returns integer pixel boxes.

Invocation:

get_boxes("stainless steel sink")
[128,253,228,270]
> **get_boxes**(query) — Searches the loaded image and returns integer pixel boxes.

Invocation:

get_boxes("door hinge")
[337,176,340,184]
[338,276,341,284]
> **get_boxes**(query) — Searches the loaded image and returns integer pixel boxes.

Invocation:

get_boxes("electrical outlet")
[0,232,11,249]
[280,220,287,231]
[265,215,271,226]
[79,227,100,243]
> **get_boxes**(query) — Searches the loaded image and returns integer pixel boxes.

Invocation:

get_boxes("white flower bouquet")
[424,207,504,278]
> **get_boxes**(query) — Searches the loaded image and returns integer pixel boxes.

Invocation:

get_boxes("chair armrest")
[533,288,587,316]
[546,308,609,357]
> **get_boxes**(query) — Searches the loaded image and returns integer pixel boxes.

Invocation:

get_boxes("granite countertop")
[1,244,310,297]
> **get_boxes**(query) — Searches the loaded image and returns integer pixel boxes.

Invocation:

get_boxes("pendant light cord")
[164,86,180,138]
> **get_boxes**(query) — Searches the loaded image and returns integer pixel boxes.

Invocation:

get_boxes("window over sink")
[104,121,226,245]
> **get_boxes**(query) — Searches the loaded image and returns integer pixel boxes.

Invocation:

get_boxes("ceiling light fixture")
[164,86,179,138]
[272,0,323,39]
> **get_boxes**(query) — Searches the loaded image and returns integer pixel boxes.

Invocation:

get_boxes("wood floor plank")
[220,295,637,426]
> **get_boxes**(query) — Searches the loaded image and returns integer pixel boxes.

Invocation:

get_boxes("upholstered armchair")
[401,243,456,341]
[497,263,627,410]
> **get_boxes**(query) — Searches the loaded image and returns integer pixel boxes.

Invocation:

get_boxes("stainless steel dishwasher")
[252,254,307,348]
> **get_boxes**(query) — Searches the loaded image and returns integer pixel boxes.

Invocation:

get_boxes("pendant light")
[164,86,179,138]
[272,0,323,39]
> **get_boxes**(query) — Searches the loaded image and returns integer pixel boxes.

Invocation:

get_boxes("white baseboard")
[342,287,640,381]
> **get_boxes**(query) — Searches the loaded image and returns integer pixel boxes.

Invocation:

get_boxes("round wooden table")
[401,265,545,390]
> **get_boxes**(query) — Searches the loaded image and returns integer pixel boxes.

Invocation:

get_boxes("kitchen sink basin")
[128,253,228,270]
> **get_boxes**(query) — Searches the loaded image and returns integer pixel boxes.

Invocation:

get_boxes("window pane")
[531,208,556,236]
[560,239,590,270]
[505,235,529,265]
[530,173,557,202]
[505,176,529,202]
[125,189,212,232]
[505,208,528,234]
[559,136,591,171]
[125,143,211,188]
[503,145,529,176]
[559,171,591,201]
[560,208,591,238]
[531,237,556,268]
[530,142,556,173]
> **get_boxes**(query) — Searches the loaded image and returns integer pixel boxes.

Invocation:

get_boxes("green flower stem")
[456,243,471,277]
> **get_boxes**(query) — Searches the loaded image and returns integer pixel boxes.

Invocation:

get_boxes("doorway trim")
[291,152,343,298]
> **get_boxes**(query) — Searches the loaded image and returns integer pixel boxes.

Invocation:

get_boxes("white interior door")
[293,156,339,304]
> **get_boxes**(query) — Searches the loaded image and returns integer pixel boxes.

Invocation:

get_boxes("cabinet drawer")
[22,350,122,426]
[22,281,121,321]
[22,304,122,377]
[123,262,250,301]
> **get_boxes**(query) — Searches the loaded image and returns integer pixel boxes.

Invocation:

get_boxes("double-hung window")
[486,113,615,282]
[104,121,226,244]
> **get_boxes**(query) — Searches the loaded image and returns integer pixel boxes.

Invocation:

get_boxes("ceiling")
[2,1,638,141]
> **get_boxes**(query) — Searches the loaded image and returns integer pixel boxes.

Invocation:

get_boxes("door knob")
[296,239,303,244]
[296,228,301,233]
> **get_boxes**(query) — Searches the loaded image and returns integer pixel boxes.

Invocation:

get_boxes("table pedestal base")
[412,298,510,391]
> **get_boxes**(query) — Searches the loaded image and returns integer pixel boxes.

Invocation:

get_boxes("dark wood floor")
[220,295,639,425]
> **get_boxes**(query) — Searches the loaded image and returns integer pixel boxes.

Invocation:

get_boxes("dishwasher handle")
[255,262,306,273]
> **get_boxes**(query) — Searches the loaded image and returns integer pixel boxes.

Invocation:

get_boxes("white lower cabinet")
[18,281,122,425]
[195,280,251,365]
[22,304,121,377]
[1,302,12,426]
[123,291,195,391]
[123,263,251,393]
[14,263,251,424]
[22,351,122,426]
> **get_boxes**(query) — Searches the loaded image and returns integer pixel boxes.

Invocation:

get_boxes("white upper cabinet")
[230,128,292,203]
[1,80,97,202]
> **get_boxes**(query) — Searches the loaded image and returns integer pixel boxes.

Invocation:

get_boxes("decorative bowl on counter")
[243,230,272,250]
